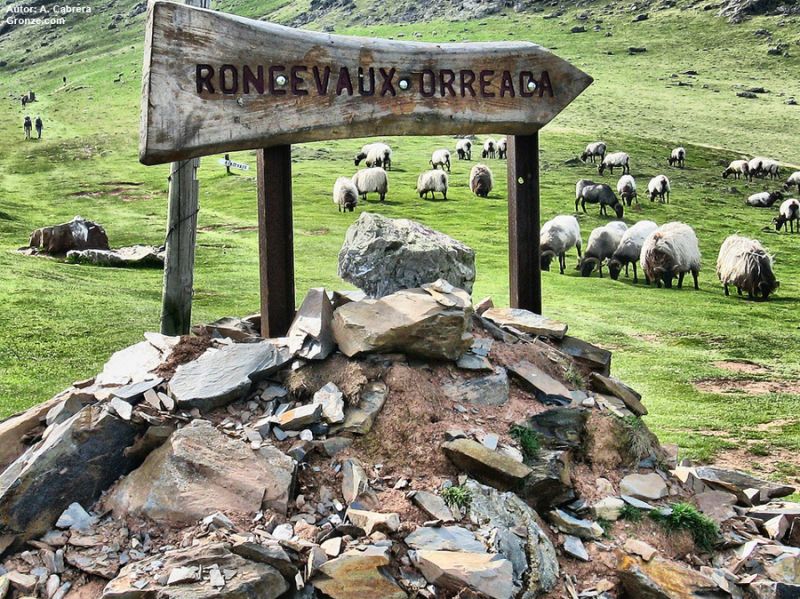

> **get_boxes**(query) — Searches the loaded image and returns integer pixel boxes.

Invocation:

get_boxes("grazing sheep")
[580,221,628,277]
[616,175,638,206]
[470,164,494,198]
[608,220,658,283]
[416,170,449,200]
[482,138,497,159]
[640,222,701,289]
[455,139,472,161]
[354,142,392,169]
[748,156,780,180]
[576,183,624,218]
[576,179,596,202]
[774,198,800,233]
[540,215,582,275]
[784,171,800,194]
[722,159,750,180]
[332,177,359,213]
[497,137,508,159]
[352,167,388,203]
[598,152,631,175]
[430,149,451,172]
[716,235,779,300]
[668,147,686,168]
[581,141,607,164]
[746,190,783,207]
[647,175,671,203]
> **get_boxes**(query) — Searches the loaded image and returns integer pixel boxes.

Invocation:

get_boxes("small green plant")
[748,443,770,457]
[441,485,472,511]
[649,503,720,552]
[564,365,585,389]
[510,425,541,460]
[596,517,614,538]
[619,416,655,463]
[619,504,644,523]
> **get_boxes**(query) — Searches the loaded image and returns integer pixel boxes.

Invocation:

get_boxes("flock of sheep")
[542,141,794,300]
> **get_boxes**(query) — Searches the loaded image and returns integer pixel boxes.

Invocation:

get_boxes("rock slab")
[441,439,532,491]
[482,308,568,339]
[414,550,514,599]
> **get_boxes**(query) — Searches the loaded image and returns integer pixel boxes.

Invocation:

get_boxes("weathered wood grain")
[140,1,592,164]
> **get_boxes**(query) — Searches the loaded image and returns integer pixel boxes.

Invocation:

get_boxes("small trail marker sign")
[141,1,592,336]
[218,157,250,171]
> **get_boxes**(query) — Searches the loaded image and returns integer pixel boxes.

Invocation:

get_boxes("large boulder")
[105,420,295,525]
[311,546,406,599]
[617,553,727,598]
[0,405,145,550]
[28,216,109,255]
[413,550,514,599]
[337,212,476,298]
[332,281,473,361]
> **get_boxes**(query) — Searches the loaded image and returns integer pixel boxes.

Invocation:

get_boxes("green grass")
[619,504,644,523]
[510,425,542,461]
[0,0,798,481]
[650,503,720,552]
[441,485,472,511]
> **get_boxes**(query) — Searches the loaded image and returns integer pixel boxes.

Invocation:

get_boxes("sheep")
[647,175,671,203]
[774,198,800,233]
[416,170,449,200]
[745,190,783,208]
[598,152,631,175]
[608,220,658,283]
[668,147,686,168]
[784,171,800,194]
[576,183,624,219]
[640,222,701,289]
[580,141,607,164]
[748,156,780,180]
[716,235,779,300]
[332,177,359,213]
[539,215,582,275]
[722,160,750,180]
[354,143,392,169]
[579,221,628,277]
[470,164,494,198]
[575,179,596,202]
[430,149,451,172]
[616,175,638,206]
[497,137,508,159]
[456,139,472,161]
[482,138,497,159]
[351,167,388,203]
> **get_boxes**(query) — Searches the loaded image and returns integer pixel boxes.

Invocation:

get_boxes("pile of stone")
[0,215,797,599]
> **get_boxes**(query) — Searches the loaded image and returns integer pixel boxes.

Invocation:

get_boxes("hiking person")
[35,116,43,139]
[23,116,32,140]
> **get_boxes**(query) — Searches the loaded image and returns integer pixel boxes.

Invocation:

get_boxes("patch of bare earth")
[713,360,770,375]
[694,378,800,395]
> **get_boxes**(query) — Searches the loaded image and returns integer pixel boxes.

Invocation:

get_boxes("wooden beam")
[507,133,542,314]
[161,158,200,335]
[257,146,296,338]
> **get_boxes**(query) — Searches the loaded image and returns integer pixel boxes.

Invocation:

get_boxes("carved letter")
[519,71,535,97]
[291,65,308,96]
[243,65,264,94]
[219,64,238,94]
[379,67,396,96]
[440,69,456,97]
[336,67,354,96]
[459,70,476,97]
[420,69,436,98]
[499,70,515,98]
[269,65,286,95]
[479,69,495,97]
[538,70,554,97]
[312,66,332,95]
[358,67,375,96]
[196,64,215,94]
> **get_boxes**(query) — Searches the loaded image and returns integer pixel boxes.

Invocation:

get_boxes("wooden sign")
[139,1,592,165]
[218,157,249,171]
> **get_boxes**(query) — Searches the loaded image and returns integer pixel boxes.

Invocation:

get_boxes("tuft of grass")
[619,504,644,523]
[441,485,472,511]
[510,425,541,461]
[748,443,771,457]
[649,503,720,552]
[564,365,585,389]
[597,517,614,538]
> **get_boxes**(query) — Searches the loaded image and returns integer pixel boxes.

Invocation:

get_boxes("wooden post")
[256,146,295,338]
[507,133,542,314]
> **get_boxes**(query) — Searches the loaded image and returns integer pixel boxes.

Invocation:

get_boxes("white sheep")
[576,179,596,201]
[332,177,359,213]
[470,164,494,198]
[430,149,451,172]
[616,175,638,206]
[640,222,701,289]
[784,171,800,194]
[352,168,388,203]
[774,198,800,233]
[416,170,449,200]
[722,160,750,180]
[579,221,628,278]
[354,142,392,169]
[647,175,671,203]
[539,215,582,274]
[581,141,607,164]
[668,147,686,168]
[482,138,497,159]
[748,156,780,180]
[608,220,658,283]
[497,137,508,159]
[716,235,779,300]
[746,190,783,208]
[455,139,472,161]
[598,152,630,175]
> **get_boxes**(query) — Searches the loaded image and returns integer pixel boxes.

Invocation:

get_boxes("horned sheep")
[640,222,701,289]
[774,198,800,233]
[470,164,494,198]
[668,147,686,168]
[616,175,637,206]
[722,160,750,180]
[430,149,451,172]
[581,141,607,164]
[746,190,783,208]
[576,182,624,218]
[416,170,449,200]
[332,177,359,213]
[579,221,628,278]
[539,215,582,275]
[598,152,631,175]
[352,168,388,203]
[647,175,671,203]
[455,139,472,161]
[608,220,658,283]
[716,235,779,300]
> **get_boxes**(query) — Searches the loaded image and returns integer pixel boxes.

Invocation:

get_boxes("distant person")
[23,116,32,140]
[63,76,67,85]
[35,116,43,139]
[21,96,27,107]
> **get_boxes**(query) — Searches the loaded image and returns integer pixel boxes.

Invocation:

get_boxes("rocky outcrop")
[27,216,109,255]
[617,553,727,598]
[66,245,165,267]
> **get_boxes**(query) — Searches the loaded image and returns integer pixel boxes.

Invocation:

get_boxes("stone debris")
[404,525,486,552]
[409,491,454,523]
[286,288,335,360]
[55,503,97,532]
[441,367,509,406]
[312,382,345,424]
[548,509,604,540]
[482,307,568,339]
[507,361,572,405]
[592,496,625,521]
[623,538,658,561]
[312,546,406,599]
[564,535,590,561]
[333,381,387,436]
[346,509,400,535]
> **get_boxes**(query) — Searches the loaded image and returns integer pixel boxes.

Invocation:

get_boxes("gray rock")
[55,503,96,532]
[405,526,486,552]
[332,381,388,436]
[507,361,571,405]
[519,450,575,512]
[108,397,133,421]
[590,373,647,416]
[286,287,335,360]
[456,352,494,371]
[694,466,795,503]
[442,439,532,491]
[28,216,109,255]
[169,341,292,412]
[524,407,587,449]
[312,382,345,424]
[555,335,611,375]
[338,212,476,298]
[620,473,668,501]
[592,497,625,521]
[622,495,656,510]
[482,308,567,339]
[618,553,726,599]
[0,394,68,471]
[414,550,514,599]
[312,546,405,599]
[410,491,455,523]
[342,458,370,504]
[112,378,162,402]
[442,368,509,407]
[694,490,737,523]
[547,509,604,540]
[563,535,589,561]
[270,403,322,431]
[192,316,260,342]
[231,542,298,579]
[66,245,165,268]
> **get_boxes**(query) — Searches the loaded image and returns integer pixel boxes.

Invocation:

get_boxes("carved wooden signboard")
[140,1,593,336]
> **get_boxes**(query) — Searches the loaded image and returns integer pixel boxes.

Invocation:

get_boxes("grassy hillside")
[0,0,798,484]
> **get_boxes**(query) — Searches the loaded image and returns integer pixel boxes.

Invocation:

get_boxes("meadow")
[0,0,798,485]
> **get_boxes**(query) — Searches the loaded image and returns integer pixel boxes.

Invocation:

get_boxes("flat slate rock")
[554,335,611,375]
[694,466,795,503]
[332,381,388,436]
[414,550,514,599]
[66,245,165,268]
[442,368,509,406]
[286,287,335,361]
[590,373,647,416]
[441,439,531,491]
[548,509,604,540]
[617,553,727,599]
[410,491,454,523]
[563,535,589,561]
[482,308,568,339]
[405,526,486,553]
[312,546,406,599]
[525,407,587,449]
[620,473,668,501]
[456,352,494,371]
